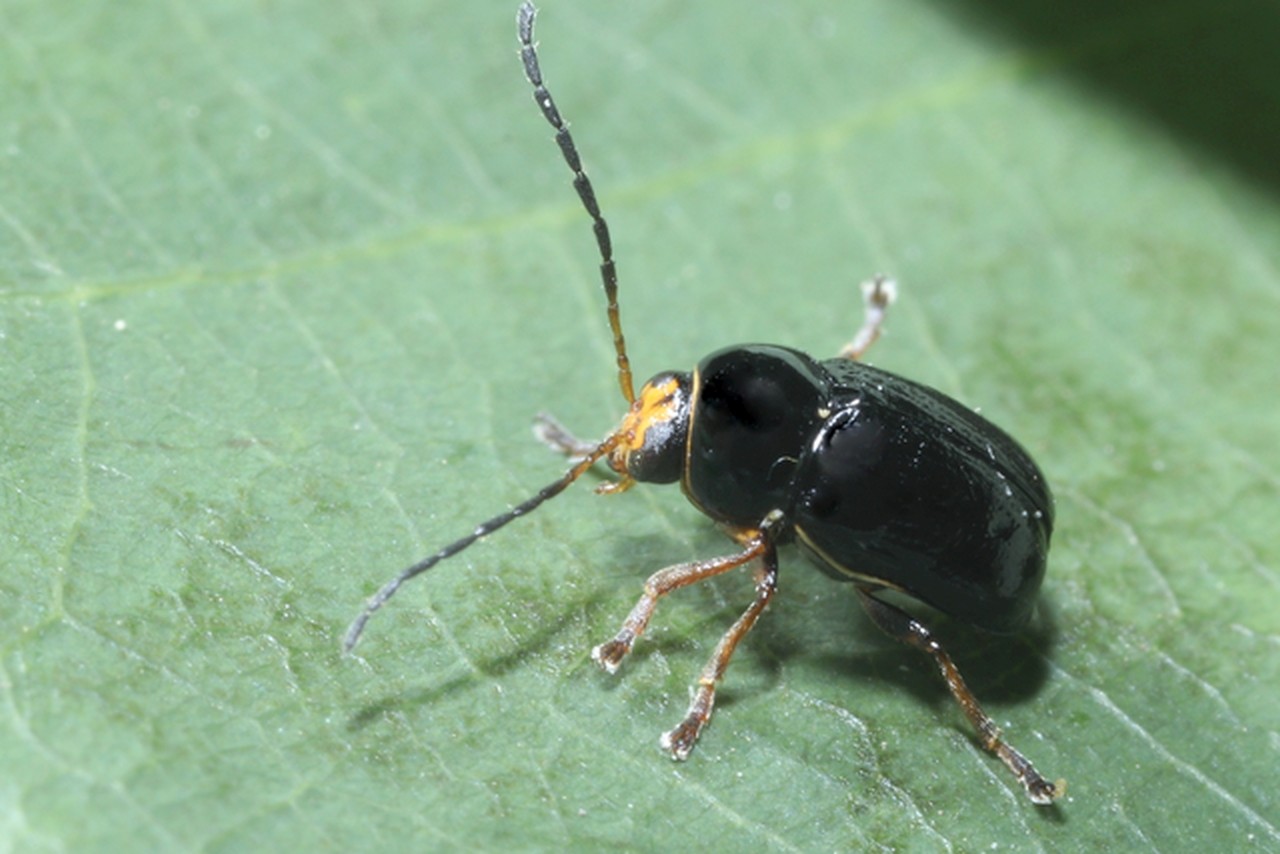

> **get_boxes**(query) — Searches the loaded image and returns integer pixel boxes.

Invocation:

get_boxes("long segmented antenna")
[518,2,635,405]
[344,5,638,653]
[343,436,619,653]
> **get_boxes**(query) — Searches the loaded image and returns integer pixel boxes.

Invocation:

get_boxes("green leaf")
[3,0,1277,850]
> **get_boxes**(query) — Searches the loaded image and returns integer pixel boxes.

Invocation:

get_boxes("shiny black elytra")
[345,2,1064,805]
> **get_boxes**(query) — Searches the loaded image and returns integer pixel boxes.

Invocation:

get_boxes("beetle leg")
[533,411,599,459]
[856,589,1063,804]
[838,275,898,360]
[532,412,635,495]
[592,526,775,673]
[661,544,778,759]
[593,511,786,756]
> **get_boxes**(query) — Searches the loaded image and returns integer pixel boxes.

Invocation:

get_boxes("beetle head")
[609,371,692,484]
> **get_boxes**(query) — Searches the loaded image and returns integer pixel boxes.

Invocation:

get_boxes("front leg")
[595,510,786,759]
[532,411,634,495]
[532,411,599,459]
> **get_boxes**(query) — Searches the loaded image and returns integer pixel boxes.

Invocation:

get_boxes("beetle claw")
[660,720,699,760]
[1026,776,1066,806]
[591,639,628,673]
[594,476,635,495]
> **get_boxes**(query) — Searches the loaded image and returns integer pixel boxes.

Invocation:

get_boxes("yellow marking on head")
[610,376,683,472]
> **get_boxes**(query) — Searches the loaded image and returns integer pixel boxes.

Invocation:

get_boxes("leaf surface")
[2,1,1278,851]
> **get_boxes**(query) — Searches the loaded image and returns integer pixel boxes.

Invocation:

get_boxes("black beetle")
[346,1,1063,805]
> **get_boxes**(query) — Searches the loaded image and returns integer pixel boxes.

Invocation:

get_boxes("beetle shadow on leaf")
[937,0,1280,202]
[344,583,616,734]
[767,570,1061,711]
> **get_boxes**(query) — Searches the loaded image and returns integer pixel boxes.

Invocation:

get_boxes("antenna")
[518,2,635,405]
[344,436,619,652]
[343,4,639,653]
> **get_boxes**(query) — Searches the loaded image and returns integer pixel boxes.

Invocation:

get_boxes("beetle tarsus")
[839,274,898,360]
[1000,742,1065,804]
[593,475,635,495]
[660,714,704,760]
[1024,773,1064,806]
[591,636,631,673]
[533,412,599,459]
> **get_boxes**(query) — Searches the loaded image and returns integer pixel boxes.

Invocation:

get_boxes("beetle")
[345,1,1063,805]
